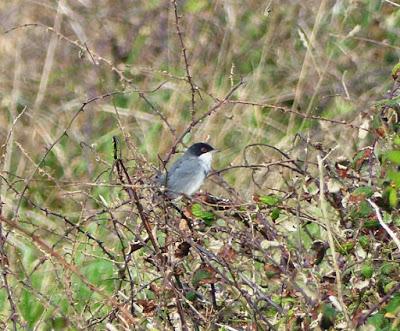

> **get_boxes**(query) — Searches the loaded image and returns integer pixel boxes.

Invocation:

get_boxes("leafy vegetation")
[1,0,400,330]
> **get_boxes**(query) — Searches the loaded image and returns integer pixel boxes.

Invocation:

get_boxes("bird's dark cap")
[186,142,215,156]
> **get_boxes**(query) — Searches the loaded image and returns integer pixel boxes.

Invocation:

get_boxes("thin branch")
[0,175,117,262]
[226,99,371,132]
[4,23,132,84]
[356,281,400,327]
[172,0,197,119]
[384,0,400,7]
[0,215,136,324]
[163,79,244,164]
[367,199,400,252]
[317,154,351,327]
[0,106,28,168]
[113,138,160,254]
[14,91,120,218]
[210,160,304,176]
[0,225,18,330]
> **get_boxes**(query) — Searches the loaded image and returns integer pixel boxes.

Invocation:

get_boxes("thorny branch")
[0,223,18,331]
[163,79,244,165]
[172,0,197,119]
[0,215,136,325]
[2,14,400,331]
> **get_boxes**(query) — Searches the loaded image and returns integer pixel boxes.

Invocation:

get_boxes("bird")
[158,142,216,198]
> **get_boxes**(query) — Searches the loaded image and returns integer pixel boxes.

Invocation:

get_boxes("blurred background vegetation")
[2,0,399,196]
[0,0,400,330]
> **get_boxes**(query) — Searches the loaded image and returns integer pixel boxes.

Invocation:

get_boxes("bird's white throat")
[198,151,213,173]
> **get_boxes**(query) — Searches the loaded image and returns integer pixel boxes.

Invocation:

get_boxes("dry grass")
[0,0,399,330]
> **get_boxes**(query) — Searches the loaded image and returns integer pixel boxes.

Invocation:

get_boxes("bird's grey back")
[158,154,208,196]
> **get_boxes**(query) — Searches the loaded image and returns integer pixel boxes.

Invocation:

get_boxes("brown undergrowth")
[1,1,400,330]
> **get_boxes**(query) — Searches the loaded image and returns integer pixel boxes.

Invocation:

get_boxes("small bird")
[158,142,216,198]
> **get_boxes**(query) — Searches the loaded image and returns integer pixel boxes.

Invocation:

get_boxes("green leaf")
[82,260,114,291]
[114,94,129,108]
[270,208,280,221]
[338,241,355,255]
[357,201,373,218]
[191,204,215,225]
[388,187,398,208]
[20,288,44,326]
[185,291,198,301]
[359,235,370,249]
[322,303,337,319]
[384,281,397,293]
[320,304,337,330]
[51,317,69,330]
[192,268,213,287]
[0,289,6,312]
[353,186,374,198]
[367,313,386,328]
[384,150,400,164]
[144,0,160,10]
[391,62,400,78]
[182,132,192,145]
[385,294,400,314]
[361,263,374,279]
[184,0,208,12]
[259,195,280,206]
[364,219,380,229]
[380,262,397,275]
[375,95,400,108]
[387,170,400,187]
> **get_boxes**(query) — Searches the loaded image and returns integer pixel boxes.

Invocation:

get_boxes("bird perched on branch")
[158,142,217,198]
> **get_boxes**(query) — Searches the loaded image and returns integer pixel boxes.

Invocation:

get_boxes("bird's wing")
[157,156,186,186]
[168,156,203,179]
[166,156,206,191]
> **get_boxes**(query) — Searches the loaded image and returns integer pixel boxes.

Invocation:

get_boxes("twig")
[173,284,189,331]
[0,106,28,168]
[226,100,371,132]
[113,138,160,254]
[4,23,175,130]
[138,91,176,136]
[0,215,136,324]
[384,0,400,7]
[14,91,120,218]
[0,174,117,262]
[163,79,244,164]
[172,0,197,119]
[367,199,400,252]
[356,281,400,327]
[210,160,304,176]
[0,224,18,330]
[317,154,351,327]
[4,23,132,84]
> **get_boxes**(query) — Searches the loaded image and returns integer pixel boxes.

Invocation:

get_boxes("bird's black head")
[186,142,215,156]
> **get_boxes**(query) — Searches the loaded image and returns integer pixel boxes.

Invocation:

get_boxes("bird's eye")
[201,147,207,153]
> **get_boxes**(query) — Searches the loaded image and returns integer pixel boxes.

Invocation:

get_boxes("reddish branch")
[114,155,160,254]
[14,91,122,218]
[0,215,136,324]
[163,79,244,165]
[226,99,371,132]
[172,0,197,119]
[0,223,18,330]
